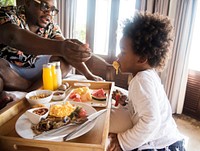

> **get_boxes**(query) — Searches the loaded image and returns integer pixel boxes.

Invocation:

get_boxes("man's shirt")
[0,6,62,68]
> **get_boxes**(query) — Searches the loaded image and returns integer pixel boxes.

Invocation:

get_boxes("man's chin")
[38,23,48,28]
[38,21,50,28]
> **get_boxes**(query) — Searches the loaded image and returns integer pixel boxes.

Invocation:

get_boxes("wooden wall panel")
[183,70,200,120]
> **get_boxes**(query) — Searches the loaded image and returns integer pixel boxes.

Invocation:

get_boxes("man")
[0,0,102,109]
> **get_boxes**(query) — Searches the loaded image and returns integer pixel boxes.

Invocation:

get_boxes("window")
[73,0,136,57]
[93,0,111,55]
[0,0,16,6]
[74,0,87,43]
[116,0,135,56]
[188,0,200,71]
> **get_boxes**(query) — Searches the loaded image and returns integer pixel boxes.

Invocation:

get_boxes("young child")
[108,12,185,151]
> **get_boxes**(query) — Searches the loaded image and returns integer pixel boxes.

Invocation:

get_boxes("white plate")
[15,101,97,142]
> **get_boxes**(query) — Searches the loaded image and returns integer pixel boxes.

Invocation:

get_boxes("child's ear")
[138,56,148,64]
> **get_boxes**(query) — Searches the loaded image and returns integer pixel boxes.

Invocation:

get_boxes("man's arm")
[53,36,103,81]
[0,23,62,55]
[0,23,91,63]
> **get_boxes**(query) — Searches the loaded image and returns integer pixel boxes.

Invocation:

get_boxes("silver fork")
[91,53,113,66]
[33,118,88,139]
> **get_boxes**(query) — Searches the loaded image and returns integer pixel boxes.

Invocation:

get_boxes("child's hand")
[107,133,122,151]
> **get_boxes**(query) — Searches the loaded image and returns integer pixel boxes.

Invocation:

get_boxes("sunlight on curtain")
[115,0,136,56]
[56,0,76,39]
[188,1,200,71]
[93,0,111,55]
[167,0,197,114]
[74,0,87,43]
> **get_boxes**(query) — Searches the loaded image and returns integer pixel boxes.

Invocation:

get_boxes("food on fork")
[112,61,120,74]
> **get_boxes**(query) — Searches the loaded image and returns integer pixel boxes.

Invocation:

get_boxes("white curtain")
[162,0,197,113]
[56,0,77,38]
[56,0,77,74]
[136,0,198,113]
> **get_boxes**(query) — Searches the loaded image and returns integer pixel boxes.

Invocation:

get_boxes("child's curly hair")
[122,11,174,71]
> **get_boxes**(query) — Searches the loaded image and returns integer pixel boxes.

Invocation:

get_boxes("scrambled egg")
[112,61,120,74]
[49,102,75,117]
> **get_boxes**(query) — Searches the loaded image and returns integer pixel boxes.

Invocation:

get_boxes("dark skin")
[0,0,103,107]
[107,37,151,151]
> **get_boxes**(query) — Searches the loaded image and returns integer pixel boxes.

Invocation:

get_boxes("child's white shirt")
[117,69,183,151]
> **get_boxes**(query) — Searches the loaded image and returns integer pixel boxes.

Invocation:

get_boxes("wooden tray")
[0,80,114,151]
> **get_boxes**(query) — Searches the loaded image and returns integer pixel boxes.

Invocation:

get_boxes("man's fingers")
[66,39,91,53]
[70,39,84,45]
[65,40,81,50]
[69,49,91,59]
[70,39,90,48]
[62,39,92,63]
[65,50,91,62]
[77,44,90,52]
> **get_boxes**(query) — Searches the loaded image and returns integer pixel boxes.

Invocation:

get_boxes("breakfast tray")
[0,80,114,151]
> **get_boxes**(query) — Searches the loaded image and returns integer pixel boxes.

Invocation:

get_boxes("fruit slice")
[92,88,107,101]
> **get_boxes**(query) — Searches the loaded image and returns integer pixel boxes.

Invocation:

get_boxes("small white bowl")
[25,107,49,124]
[52,91,66,101]
[26,90,53,105]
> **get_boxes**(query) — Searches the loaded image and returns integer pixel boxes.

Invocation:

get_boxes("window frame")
[86,0,120,61]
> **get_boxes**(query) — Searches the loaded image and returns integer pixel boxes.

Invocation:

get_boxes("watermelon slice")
[92,88,107,101]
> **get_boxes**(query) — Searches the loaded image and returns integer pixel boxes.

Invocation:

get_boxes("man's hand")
[107,133,122,151]
[61,39,91,63]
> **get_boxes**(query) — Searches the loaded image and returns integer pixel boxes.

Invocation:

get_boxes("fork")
[91,53,113,66]
[33,118,88,139]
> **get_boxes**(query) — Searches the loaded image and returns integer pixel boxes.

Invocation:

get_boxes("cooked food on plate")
[26,90,53,105]
[31,102,87,135]
[25,107,49,124]
[33,108,48,116]
[49,101,75,117]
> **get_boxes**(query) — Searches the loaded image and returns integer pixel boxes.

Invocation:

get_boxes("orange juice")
[42,64,54,90]
[49,63,58,90]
